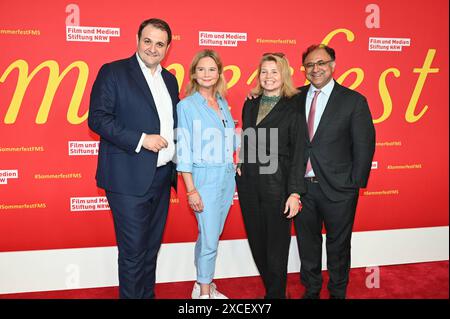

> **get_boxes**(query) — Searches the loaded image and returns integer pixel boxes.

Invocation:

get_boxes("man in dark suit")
[88,18,179,299]
[294,44,375,299]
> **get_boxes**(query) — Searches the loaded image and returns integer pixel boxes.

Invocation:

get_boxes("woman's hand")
[235,162,242,176]
[284,194,301,218]
[188,191,204,213]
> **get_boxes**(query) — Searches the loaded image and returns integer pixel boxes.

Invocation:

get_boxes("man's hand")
[247,92,258,100]
[142,134,168,152]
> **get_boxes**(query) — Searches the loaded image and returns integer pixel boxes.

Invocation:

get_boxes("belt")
[304,176,319,183]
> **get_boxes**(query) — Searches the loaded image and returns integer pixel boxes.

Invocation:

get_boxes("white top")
[305,79,335,177]
[135,53,175,167]
[305,79,335,134]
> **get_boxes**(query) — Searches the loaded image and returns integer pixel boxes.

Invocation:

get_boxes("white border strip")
[0,226,448,294]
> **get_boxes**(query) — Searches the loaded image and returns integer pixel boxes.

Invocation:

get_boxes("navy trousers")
[106,164,171,299]
[294,180,358,298]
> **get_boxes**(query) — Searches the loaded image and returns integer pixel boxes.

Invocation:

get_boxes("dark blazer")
[88,54,179,196]
[238,94,306,196]
[298,81,375,201]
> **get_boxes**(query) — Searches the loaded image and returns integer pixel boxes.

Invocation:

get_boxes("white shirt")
[135,53,175,167]
[305,79,335,177]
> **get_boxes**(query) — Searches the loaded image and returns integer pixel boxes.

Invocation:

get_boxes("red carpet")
[0,261,448,299]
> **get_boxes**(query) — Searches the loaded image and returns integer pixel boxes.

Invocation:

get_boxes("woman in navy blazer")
[236,53,306,299]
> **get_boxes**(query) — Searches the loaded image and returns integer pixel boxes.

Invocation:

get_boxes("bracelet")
[186,189,198,196]
[289,193,301,199]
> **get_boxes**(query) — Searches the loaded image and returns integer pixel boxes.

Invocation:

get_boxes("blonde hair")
[185,49,227,97]
[251,53,299,98]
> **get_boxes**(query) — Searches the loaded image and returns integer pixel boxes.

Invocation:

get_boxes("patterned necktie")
[305,90,321,175]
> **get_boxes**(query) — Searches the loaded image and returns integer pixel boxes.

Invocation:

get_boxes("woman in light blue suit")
[176,50,237,299]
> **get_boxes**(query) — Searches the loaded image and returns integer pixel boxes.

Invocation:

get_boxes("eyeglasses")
[303,60,334,70]
[263,52,285,58]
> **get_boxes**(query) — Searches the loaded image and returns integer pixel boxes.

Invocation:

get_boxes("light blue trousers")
[192,164,236,284]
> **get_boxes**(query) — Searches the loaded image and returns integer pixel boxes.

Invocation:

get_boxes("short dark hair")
[137,18,172,44]
[302,44,336,63]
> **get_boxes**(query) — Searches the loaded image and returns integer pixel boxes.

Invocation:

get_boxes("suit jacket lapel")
[161,69,178,127]
[128,55,159,115]
[255,96,287,127]
[249,96,262,128]
[298,87,310,141]
[312,81,341,143]
[161,70,177,101]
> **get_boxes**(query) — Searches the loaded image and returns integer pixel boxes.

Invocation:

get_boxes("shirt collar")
[136,52,162,75]
[194,91,224,105]
[308,79,335,97]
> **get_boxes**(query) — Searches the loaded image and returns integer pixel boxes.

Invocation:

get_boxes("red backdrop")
[0,0,448,252]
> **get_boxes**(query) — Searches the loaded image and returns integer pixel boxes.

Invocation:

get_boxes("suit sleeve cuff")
[135,133,146,153]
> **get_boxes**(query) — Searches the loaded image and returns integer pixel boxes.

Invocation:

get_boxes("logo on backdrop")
[70,197,110,212]
[65,4,120,43]
[199,31,247,47]
[0,169,18,184]
[365,4,410,51]
[368,37,411,52]
[68,141,99,156]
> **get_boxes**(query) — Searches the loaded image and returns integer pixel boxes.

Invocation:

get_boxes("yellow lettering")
[166,63,184,92]
[374,68,400,123]
[0,59,88,124]
[300,66,310,86]
[405,49,439,123]
[66,62,89,124]
[224,65,241,89]
[336,68,364,90]
[0,46,439,126]
[246,69,258,86]
[321,28,355,46]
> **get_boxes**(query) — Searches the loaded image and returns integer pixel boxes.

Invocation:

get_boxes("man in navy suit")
[294,44,375,299]
[88,18,179,299]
